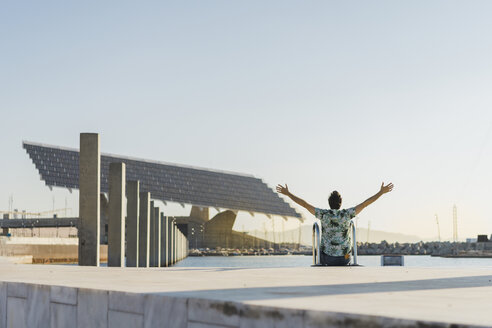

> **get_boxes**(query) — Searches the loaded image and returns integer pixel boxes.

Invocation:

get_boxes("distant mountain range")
[244,224,426,245]
[348,227,426,244]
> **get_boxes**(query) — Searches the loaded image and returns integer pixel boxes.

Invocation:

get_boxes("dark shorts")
[320,252,350,266]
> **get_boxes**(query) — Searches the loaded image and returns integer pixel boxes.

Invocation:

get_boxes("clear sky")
[1,1,492,241]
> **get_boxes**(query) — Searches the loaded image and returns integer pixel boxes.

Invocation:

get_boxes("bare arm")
[276,184,316,215]
[355,182,394,215]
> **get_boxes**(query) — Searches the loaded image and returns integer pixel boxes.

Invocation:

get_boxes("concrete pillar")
[160,214,168,267]
[149,201,155,267]
[183,232,186,260]
[126,181,139,267]
[173,221,178,263]
[167,216,173,266]
[179,231,182,261]
[168,218,174,265]
[149,203,161,267]
[183,233,186,259]
[100,193,109,244]
[181,232,184,260]
[108,162,126,267]
[176,230,180,262]
[179,229,183,260]
[155,207,161,267]
[178,231,182,261]
[185,232,188,259]
[138,192,150,268]
[78,133,100,266]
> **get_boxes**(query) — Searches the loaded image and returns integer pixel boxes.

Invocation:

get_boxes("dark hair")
[328,191,342,209]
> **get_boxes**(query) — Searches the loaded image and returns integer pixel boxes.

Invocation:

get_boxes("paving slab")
[0,263,491,327]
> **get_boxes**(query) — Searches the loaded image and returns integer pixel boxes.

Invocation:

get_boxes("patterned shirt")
[315,207,356,257]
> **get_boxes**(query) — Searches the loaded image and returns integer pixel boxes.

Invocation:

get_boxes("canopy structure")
[23,141,301,219]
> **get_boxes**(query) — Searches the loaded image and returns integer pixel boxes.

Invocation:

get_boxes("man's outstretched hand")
[275,184,315,215]
[276,184,290,196]
[380,182,394,194]
[355,182,395,215]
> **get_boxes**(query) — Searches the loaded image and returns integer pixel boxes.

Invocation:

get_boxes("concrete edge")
[0,281,488,328]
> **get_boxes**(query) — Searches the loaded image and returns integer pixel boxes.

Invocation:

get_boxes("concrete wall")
[6,228,76,238]
[0,281,448,328]
[0,244,107,264]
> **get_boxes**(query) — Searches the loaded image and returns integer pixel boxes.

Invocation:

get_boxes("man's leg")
[320,252,350,266]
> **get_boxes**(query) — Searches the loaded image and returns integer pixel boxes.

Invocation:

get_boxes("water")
[174,255,492,268]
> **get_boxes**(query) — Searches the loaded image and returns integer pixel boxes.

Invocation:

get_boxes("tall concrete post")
[168,218,174,265]
[108,162,126,267]
[185,233,188,259]
[154,207,161,267]
[160,214,168,267]
[126,181,139,267]
[182,232,186,260]
[182,231,185,260]
[149,201,155,267]
[138,192,150,268]
[173,221,178,263]
[182,233,185,260]
[176,226,181,262]
[181,232,184,260]
[78,133,100,266]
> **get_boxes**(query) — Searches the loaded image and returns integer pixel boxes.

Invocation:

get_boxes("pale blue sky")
[1,1,492,240]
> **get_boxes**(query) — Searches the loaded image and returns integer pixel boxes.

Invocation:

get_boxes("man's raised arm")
[276,184,316,215]
[355,182,394,215]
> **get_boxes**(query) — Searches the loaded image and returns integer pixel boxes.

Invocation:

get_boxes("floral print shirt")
[315,207,356,257]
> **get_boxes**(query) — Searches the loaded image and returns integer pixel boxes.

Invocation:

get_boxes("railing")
[351,220,358,265]
[313,219,358,266]
[312,222,321,265]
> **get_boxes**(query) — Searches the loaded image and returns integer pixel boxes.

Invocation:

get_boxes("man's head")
[328,191,342,209]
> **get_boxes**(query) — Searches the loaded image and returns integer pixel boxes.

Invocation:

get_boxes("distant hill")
[244,225,424,246]
[350,227,424,244]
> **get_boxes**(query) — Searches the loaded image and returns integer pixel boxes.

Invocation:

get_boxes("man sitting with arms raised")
[276,182,394,266]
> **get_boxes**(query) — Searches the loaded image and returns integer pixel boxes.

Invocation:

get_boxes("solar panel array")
[23,141,301,218]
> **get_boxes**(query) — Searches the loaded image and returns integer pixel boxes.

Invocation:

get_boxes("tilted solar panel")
[23,141,301,219]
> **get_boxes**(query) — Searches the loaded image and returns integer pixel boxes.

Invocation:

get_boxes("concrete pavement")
[0,263,491,327]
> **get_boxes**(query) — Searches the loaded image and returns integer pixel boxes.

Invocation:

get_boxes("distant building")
[477,235,489,243]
